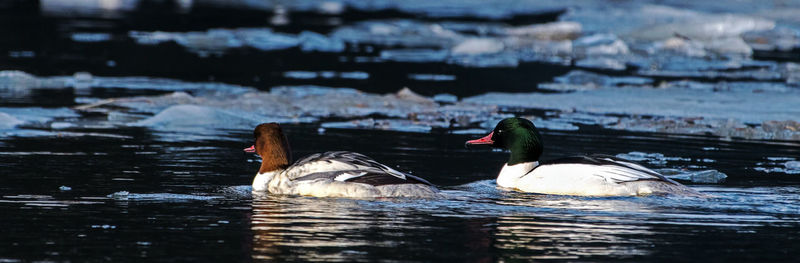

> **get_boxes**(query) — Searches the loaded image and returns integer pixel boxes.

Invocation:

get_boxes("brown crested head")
[251,123,292,173]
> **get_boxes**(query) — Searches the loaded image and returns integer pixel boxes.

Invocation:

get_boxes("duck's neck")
[258,146,291,174]
[259,161,288,174]
[497,161,538,188]
[507,140,542,165]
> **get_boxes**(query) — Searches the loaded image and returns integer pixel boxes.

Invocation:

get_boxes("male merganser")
[245,123,439,198]
[466,117,702,197]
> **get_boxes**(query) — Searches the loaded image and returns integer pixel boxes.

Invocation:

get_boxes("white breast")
[252,171,279,191]
[496,162,538,188]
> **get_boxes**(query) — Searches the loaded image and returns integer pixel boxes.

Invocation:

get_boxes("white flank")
[497,162,695,196]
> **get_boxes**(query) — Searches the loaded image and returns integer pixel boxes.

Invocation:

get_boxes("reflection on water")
[249,195,492,262]
[248,182,800,261]
[1,125,800,261]
[494,216,652,259]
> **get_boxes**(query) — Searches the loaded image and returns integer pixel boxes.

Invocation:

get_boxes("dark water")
[3,125,800,262]
[2,1,800,262]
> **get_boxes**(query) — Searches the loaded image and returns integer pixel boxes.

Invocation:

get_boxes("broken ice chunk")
[50,122,74,129]
[504,22,582,40]
[108,191,130,200]
[532,119,579,131]
[704,37,753,57]
[340,72,369,79]
[616,152,690,165]
[743,27,800,52]
[553,70,652,87]
[537,83,597,92]
[298,31,345,52]
[661,169,728,183]
[283,71,318,79]
[331,20,462,48]
[575,57,627,70]
[783,63,800,85]
[555,112,619,126]
[786,161,800,172]
[573,34,629,56]
[321,119,434,133]
[630,14,774,41]
[408,74,457,82]
[71,32,111,42]
[684,170,727,184]
[8,50,35,58]
[649,37,708,57]
[448,53,519,68]
[240,29,298,51]
[132,105,261,129]
[451,38,504,55]
[380,49,449,63]
[0,107,79,124]
[129,28,348,56]
[432,93,458,103]
[0,70,67,89]
[450,129,489,135]
[0,112,24,129]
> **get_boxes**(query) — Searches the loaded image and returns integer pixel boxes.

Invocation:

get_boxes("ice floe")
[332,20,463,48]
[71,32,112,42]
[321,118,436,133]
[0,112,23,129]
[0,107,79,125]
[408,74,456,82]
[132,105,263,129]
[129,28,345,56]
[464,69,800,140]
[0,70,253,94]
[465,83,800,124]
[82,86,496,134]
[3,67,799,141]
[755,158,800,175]
[616,152,691,166]
[283,71,370,80]
[0,70,64,90]
[432,93,458,103]
[68,0,794,76]
[54,0,800,68]
[657,169,728,184]
[451,38,504,55]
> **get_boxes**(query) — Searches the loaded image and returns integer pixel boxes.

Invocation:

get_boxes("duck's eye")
[497,129,503,134]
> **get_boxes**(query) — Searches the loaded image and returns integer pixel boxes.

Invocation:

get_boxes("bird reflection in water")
[249,189,664,261]
[249,193,495,262]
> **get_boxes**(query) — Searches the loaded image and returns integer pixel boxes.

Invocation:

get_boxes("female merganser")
[466,117,702,197]
[245,123,439,198]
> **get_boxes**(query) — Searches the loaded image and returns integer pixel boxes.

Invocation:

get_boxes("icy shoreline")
[2,70,799,141]
[5,0,800,141]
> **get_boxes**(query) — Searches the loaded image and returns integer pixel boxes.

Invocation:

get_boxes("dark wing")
[285,151,434,186]
[540,154,679,184]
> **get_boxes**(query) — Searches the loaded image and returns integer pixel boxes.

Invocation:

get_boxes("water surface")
[2,125,800,261]
[2,0,800,262]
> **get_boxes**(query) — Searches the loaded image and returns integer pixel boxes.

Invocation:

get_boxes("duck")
[245,123,440,198]
[465,117,703,197]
